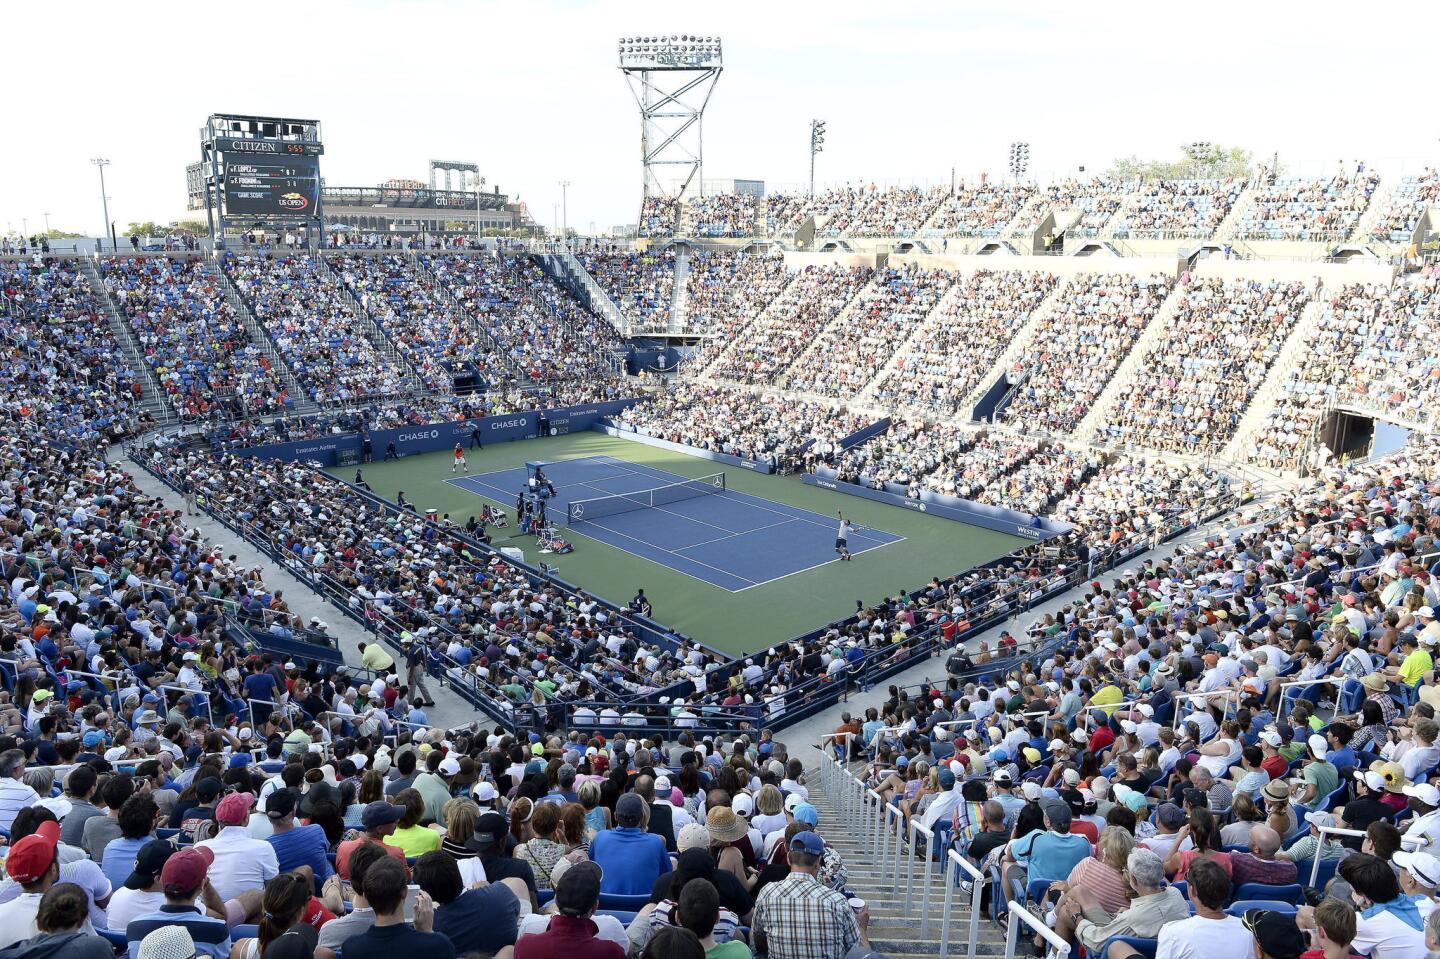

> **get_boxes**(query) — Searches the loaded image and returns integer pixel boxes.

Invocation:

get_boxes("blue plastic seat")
[1227,900,1298,916]
[597,892,651,911]
[1091,935,1158,959]
[1233,883,1304,905]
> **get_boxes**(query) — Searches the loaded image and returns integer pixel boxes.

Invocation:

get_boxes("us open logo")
[278,193,310,211]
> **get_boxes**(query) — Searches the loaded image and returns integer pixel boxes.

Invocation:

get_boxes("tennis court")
[447,454,904,591]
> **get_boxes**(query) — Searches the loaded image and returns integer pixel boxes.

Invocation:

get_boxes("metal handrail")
[1005,900,1071,959]
[1171,688,1242,730]
[1277,676,1348,719]
[940,848,985,959]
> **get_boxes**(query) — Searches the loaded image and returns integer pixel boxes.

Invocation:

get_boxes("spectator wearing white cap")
[1395,850,1440,899]
[1295,734,1340,809]
[1338,770,1394,842]
[412,753,458,826]
[1403,783,1440,855]
[1280,811,1348,863]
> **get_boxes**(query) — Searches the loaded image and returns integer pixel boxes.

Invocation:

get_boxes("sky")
[4,0,1439,237]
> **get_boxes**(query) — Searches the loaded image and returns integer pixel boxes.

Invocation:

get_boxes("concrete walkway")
[781,520,1222,761]
[114,446,479,730]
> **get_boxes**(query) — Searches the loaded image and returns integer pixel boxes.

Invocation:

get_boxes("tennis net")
[567,472,726,524]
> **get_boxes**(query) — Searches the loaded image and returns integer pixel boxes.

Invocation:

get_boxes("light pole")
[558,180,571,238]
[43,212,50,236]
[552,203,560,240]
[92,158,112,251]
[809,120,826,197]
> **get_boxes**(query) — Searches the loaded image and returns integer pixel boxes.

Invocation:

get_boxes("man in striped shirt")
[0,750,37,833]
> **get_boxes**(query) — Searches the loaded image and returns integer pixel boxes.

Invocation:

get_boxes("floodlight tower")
[618,35,723,220]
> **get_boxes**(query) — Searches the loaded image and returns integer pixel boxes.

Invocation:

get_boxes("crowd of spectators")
[223,255,416,404]
[921,182,1035,237]
[844,432,1440,959]
[1,258,150,445]
[683,250,789,337]
[873,269,1058,416]
[425,254,626,389]
[1370,169,1440,243]
[573,250,675,333]
[705,265,873,386]
[99,256,290,419]
[1237,169,1380,242]
[1252,272,1440,469]
[1014,179,1132,237]
[1000,273,1174,434]
[763,194,816,237]
[784,266,953,399]
[1096,277,1314,455]
[1111,179,1245,238]
[130,441,708,716]
[335,255,508,392]
[638,198,678,240]
[616,383,872,472]
[842,186,949,237]
[687,194,761,238]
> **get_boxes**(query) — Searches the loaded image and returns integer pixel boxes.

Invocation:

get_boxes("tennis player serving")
[836,511,853,562]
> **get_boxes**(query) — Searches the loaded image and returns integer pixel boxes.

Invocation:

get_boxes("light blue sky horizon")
[4,0,1437,236]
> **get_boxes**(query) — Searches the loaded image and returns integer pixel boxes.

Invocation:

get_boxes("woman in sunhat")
[705,806,754,888]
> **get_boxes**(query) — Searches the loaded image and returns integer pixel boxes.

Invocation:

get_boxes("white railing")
[939,848,985,959]
[1309,825,1423,885]
[1276,676,1348,719]
[1171,689,1242,730]
[1005,900,1071,959]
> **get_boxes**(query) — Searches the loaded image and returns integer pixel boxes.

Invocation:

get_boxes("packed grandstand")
[3,143,1440,959]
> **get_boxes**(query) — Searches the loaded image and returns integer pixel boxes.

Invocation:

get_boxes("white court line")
[570,518,759,589]
[675,517,800,552]
[604,455,898,544]
[731,535,908,592]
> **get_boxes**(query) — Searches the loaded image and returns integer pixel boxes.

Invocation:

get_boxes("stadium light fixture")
[810,119,826,197]
[1008,141,1030,181]
[91,158,112,252]
[618,34,724,227]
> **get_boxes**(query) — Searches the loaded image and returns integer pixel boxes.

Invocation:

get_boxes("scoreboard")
[221,148,321,218]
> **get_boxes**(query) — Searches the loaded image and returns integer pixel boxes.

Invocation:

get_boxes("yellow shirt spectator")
[1399,647,1433,687]
[361,642,394,672]
[1089,683,1124,715]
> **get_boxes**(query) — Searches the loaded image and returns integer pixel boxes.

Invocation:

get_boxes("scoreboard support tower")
[200,114,324,251]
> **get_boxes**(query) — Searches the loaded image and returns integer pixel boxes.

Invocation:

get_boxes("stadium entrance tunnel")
[1316,409,1414,465]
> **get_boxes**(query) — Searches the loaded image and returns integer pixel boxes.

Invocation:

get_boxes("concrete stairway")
[695,269,805,380]
[1073,280,1188,440]
[778,272,884,388]
[76,258,171,420]
[856,279,966,403]
[1222,294,1328,461]
[805,762,1009,956]
[212,263,319,412]
[670,245,691,333]
[953,274,1073,421]
[412,253,529,387]
[1213,181,1262,242]
[315,255,431,393]
[534,248,634,336]
[1347,174,1391,244]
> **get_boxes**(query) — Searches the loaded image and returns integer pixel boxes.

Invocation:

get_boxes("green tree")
[1107,144,1254,182]
[123,221,165,237]
[44,229,86,239]
[174,220,207,235]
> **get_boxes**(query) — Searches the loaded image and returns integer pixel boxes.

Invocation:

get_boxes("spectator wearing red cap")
[0,821,61,947]
[196,793,278,905]
[123,847,232,959]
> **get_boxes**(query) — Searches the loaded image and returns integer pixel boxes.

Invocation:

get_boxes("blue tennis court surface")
[446,455,904,591]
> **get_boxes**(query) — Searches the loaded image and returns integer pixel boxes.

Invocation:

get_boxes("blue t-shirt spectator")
[589,827,672,895]
[243,670,279,703]
[267,823,333,884]
[102,836,150,890]
[1021,831,1093,883]
[340,923,454,959]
